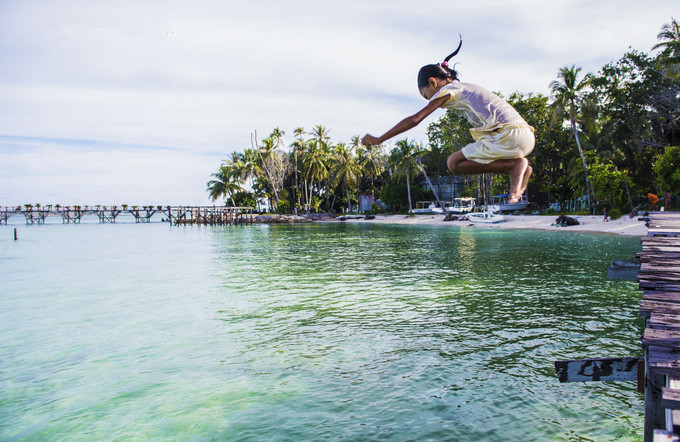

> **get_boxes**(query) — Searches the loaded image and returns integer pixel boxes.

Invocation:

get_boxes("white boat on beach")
[413,201,438,214]
[467,210,505,224]
[414,201,451,215]
[414,198,476,215]
[448,197,476,214]
[487,194,530,213]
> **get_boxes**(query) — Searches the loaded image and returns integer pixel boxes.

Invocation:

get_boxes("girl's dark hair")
[417,37,462,89]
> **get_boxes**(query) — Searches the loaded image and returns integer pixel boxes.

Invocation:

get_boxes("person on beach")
[648,193,659,211]
[361,39,535,203]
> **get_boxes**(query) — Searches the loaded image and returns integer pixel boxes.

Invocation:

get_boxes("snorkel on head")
[417,34,463,90]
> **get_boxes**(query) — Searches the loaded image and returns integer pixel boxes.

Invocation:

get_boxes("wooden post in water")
[14,228,17,240]
[645,349,666,440]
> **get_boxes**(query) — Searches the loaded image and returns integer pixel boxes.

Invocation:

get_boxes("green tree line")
[208,19,680,216]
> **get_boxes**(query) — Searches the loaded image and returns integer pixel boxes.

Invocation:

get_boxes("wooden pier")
[554,211,680,441]
[639,212,680,440]
[1,206,254,226]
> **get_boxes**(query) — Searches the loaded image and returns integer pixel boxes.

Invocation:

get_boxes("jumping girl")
[361,39,535,203]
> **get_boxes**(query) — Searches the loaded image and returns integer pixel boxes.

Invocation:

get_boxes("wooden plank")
[651,313,680,331]
[644,292,680,302]
[640,299,680,317]
[663,388,680,410]
[643,241,680,248]
[641,264,680,273]
[639,249,680,256]
[641,252,680,259]
[642,256,680,263]
[644,239,680,245]
[643,236,680,243]
[640,241,680,248]
[654,429,680,441]
[640,274,680,283]
[649,231,680,238]
[643,328,680,349]
[640,281,680,292]
[554,357,640,383]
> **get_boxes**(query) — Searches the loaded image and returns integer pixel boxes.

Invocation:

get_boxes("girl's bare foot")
[508,158,528,203]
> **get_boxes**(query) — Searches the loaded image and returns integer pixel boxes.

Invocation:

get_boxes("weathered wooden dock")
[639,212,680,440]
[1,206,254,226]
[554,211,680,441]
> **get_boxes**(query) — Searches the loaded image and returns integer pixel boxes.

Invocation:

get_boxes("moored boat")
[489,193,530,213]
[467,210,505,224]
[448,197,476,214]
[413,201,438,214]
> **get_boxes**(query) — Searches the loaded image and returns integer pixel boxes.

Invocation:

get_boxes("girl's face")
[419,77,451,100]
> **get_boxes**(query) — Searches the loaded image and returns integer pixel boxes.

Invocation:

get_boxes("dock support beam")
[645,356,666,440]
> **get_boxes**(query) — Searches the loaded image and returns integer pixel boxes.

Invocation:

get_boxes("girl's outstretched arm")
[361,95,448,146]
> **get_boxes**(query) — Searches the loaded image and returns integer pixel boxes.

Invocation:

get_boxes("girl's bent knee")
[447,154,456,173]
[447,152,464,173]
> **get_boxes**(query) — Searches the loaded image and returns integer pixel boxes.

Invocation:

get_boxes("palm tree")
[330,143,362,212]
[253,134,280,205]
[310,125,334,209]
[391,139,422,213]
[653,18,680,79]
[309,195,322,217]
[237,148,260,189]
[270,127,285,149]
[550,65,593,212]
[310,125,330,146]
[207,165,243,206]
[301,135,330,212]
[356,137,386,195]
[291,127,307,208]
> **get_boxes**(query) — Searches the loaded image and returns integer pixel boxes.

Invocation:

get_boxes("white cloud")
[0,0,677,205]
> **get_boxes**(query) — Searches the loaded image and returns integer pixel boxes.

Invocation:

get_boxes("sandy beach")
[321,213,648,236]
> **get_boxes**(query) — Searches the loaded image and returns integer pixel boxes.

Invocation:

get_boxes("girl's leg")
[519,165,532,197]
[447,151,527,203]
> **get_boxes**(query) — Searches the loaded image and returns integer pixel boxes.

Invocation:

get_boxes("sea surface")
[1,217,644,441]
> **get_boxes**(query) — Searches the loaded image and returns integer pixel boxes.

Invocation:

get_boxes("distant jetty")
[1,206,256,226]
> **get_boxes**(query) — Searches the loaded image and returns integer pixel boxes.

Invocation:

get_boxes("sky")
[0,0,677,206]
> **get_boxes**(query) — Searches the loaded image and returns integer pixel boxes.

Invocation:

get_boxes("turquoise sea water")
[1,219,644,441]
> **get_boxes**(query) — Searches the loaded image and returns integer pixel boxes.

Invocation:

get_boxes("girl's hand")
[360,96,447,148]
[361,134,380,146]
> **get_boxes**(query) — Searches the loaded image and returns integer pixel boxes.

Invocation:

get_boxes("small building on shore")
[418,175,468,201]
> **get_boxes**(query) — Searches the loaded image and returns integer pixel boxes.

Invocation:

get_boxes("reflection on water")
[0,222,643,440]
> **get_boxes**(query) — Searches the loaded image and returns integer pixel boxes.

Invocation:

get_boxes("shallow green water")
[1,221,644,440]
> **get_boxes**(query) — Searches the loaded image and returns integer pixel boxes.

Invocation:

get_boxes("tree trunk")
[324,179,330,211]
[303,178,309,212]
[346,184,352,212]
[406,171,413,214]
[416,158,450,219]
[294,149,299,208]
[573,125,593,214]
[252,132,279,204]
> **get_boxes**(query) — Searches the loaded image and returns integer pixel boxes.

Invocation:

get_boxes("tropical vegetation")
[208,19,680,216]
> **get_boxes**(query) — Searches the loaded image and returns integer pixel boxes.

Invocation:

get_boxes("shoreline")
[316,213,648,236]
